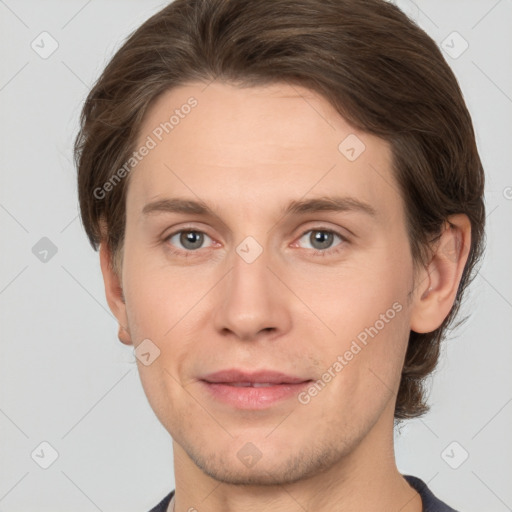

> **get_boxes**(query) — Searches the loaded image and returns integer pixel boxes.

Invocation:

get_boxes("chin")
[182,439,347,487]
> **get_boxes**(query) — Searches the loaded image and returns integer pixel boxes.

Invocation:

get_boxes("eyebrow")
[141,196,377,219]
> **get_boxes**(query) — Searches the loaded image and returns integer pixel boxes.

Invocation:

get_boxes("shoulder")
[404,475,460,512]
[147,490,174,512]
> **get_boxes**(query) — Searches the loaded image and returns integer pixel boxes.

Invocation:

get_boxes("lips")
[201,369,309,385]
[200,369,312,409]
[224,382,276,387]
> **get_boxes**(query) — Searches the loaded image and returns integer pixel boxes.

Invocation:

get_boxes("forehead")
[127,81,401,224]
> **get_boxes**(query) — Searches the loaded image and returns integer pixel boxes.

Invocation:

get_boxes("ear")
[99,242,132,345]
[410,214,472,334]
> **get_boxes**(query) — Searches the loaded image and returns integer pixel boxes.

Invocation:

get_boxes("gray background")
[0,0,511,510]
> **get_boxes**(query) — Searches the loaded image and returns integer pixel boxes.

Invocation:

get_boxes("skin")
[100,81,471,512]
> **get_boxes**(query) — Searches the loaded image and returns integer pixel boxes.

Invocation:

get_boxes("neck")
[170,410,421,512]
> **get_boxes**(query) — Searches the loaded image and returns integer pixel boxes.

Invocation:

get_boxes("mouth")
[200,369,313,409]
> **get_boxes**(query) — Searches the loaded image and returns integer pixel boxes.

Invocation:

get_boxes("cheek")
[295,260,412,402]
[299,307,410,432]
[121,243,186,340]
[296,254,411,342]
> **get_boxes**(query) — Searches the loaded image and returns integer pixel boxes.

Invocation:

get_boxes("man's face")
[117,81,418,484]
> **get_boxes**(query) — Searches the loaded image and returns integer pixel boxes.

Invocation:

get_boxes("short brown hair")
[74,0,486,419]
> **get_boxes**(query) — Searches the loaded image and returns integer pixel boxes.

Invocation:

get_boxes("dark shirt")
[148,474,459,511]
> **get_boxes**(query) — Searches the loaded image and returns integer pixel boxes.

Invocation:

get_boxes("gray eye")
[298,230,342,251]
[169,231,211,251]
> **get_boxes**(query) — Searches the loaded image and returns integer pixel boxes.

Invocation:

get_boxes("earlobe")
[117,324,132,345]
[99,242,132,346]
[410,214,471,334]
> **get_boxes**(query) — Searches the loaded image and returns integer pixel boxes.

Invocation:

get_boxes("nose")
[212,242,292,342]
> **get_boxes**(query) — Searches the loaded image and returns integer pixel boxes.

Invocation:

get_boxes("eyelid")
[290,220,350,241]
[162,222,215,240]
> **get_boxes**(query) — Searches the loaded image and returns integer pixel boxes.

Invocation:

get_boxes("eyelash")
[163,227,348,258]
